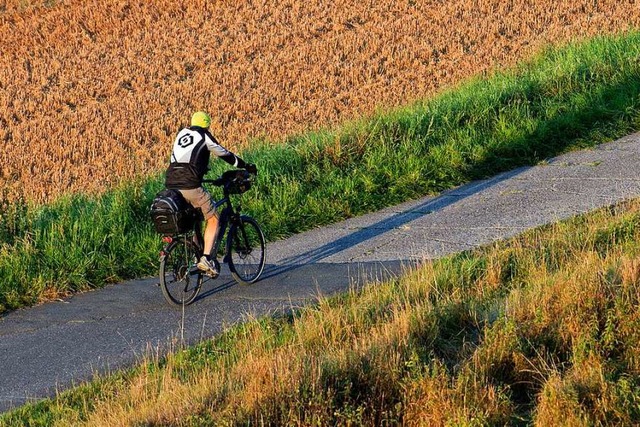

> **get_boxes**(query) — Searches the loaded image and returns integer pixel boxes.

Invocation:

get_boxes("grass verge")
[3,196,640,425]
[2,30,640,312]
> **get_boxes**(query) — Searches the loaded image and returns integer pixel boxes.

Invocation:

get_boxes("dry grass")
[1,0,640,203]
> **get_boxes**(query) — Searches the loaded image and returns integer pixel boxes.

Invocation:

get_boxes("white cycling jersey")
[165,127,245,189]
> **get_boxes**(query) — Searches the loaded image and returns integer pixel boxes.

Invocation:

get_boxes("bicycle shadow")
[260,166,528,280]
[192,166,528,304]
[193,275,236,302]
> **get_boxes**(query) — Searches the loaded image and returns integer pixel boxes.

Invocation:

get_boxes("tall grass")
[2,31,640,313]
[4,196,640,426]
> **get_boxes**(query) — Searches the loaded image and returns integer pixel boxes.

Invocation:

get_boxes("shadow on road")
[179,167,533,306]
[193,276,236,302]
[260,166,528,281]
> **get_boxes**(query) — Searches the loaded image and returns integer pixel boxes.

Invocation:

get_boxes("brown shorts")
[179,187,217,220]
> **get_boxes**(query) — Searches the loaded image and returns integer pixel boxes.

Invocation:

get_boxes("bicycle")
[158,170,266,306]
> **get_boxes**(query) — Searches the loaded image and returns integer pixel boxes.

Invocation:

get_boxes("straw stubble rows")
[1,0,640,202]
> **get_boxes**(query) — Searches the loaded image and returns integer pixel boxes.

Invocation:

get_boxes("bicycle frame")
[190,182,243,263]
[211,197,237,261]
[158,170,264,305]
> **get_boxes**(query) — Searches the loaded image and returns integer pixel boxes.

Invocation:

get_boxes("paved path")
[2,133,640,413]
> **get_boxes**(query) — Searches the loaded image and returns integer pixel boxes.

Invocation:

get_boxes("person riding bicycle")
[165,111,256,278]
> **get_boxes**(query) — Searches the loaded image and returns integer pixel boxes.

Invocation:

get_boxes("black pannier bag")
[150,189,196,235]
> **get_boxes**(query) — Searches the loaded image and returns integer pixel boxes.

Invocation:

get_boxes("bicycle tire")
[227,216,266,284]
[159,236,203,305]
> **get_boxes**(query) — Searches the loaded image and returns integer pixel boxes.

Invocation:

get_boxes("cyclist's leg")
[179,188,219,274]
[203,215,219,256]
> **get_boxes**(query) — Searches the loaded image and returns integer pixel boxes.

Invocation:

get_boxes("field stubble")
[1,0,640,203]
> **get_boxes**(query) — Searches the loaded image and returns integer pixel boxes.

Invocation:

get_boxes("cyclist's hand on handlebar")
[245,163,257,174]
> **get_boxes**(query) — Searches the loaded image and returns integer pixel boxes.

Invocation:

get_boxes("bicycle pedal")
[205,270,219,279]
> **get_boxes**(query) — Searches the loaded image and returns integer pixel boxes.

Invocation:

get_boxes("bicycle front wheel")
[159,236,203,305]
[227,216,266,284]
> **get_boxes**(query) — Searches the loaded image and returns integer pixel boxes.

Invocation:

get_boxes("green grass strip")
[2,30,640,313]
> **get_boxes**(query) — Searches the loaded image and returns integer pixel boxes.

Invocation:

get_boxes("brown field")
[1,0,639,203]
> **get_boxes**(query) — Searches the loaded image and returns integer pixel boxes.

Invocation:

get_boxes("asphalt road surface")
[2,133,640,413]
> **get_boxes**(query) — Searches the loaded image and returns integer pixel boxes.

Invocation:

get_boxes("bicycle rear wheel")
[160,236,203,305]
[227,216,266,284]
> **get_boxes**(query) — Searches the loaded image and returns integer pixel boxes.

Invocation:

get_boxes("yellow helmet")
[191,111,211,128]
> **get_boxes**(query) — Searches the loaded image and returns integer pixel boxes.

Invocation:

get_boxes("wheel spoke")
[159,237,203,305]
[228,217,265,284]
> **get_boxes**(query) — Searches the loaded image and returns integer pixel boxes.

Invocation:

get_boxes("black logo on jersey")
[178,134,194,148]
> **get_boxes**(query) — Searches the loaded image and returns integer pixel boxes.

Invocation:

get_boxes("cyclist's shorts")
[179,187,217,220]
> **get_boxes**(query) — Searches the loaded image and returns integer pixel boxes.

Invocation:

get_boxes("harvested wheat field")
[1,0,639,203]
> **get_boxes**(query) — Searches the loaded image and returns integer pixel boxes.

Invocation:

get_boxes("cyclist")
[165,111,256,278]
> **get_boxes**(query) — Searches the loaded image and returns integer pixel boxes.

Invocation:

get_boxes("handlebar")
[202,169,253,185]
[201,177,225,186]
[202,169,255,194]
